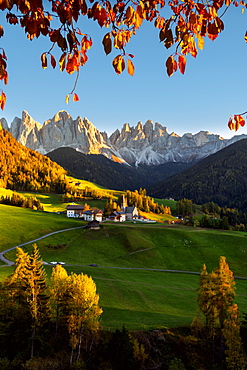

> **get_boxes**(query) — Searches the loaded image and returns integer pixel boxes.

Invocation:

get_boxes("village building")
[120,195,139,220]
[108,211,126,222]
[83,209,103,222]
[66,204,103,222]
[86,220,101,230]
[66,204,85,218]
[107,195,139,222]
[124,206,139,220]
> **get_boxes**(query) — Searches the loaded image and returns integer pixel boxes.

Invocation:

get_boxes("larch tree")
[196,256,241,367]
[6,244,50,358]
[0,0,246,129]
[222,304,247,370]
[197,256,236,332]
[26,244,51,358]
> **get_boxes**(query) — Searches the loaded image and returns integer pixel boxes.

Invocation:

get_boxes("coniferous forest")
[149,139,247,212]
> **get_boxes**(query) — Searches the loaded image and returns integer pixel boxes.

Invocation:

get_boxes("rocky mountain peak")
[122,123,131,133]
[2,110,247,166]
[0,117,8,130]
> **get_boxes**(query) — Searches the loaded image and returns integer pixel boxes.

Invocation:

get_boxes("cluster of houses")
[66,205,103,222]
[66,195,144,225]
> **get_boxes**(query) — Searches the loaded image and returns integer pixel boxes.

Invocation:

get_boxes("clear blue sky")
[1,6,247,138]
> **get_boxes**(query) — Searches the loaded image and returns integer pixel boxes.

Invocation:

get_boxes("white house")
[83,209,103,222]
[108,211,126,222]
[66,205,103,222]
[66,204,85,218]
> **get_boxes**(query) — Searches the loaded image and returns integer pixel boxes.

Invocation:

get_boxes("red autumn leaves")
[228,115,246,132]
[166,55,186,77]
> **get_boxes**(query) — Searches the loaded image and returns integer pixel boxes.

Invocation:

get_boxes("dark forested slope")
[0,128,69,192]
[148,139,247,211]
[46,147,192,190]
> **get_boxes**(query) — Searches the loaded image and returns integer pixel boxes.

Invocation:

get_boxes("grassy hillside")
[0,204,82,251]
[6,224,247,275]
[2,208,247,330]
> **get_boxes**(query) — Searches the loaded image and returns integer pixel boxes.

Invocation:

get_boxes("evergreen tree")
[109,326,135,370]
[7,244,50,358]
[26,244,50,357]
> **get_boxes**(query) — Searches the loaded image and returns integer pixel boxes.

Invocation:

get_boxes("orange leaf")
[3,70,8,85]
[65,94,70,104]
[59,53,66,71]
[0,91,6,110]
[41,52,47,69]
[197,34,204,50]
[163,29,173,49]
[50,54,56,69]
[234,114,245,127]
[178,55,186,74]
[73,93,80,102]
[112,55,125,75]
[166,55,176,77]
[102,32,112,55]
[127,58,135,76]
[228,115,245,131]
[0,26,4,38]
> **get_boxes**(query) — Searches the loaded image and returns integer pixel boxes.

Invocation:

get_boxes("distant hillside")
[0,128,69,193]
[46,147,193,190]
[148,139,247,211]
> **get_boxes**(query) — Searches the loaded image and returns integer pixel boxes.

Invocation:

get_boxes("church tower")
[121,194,128,212]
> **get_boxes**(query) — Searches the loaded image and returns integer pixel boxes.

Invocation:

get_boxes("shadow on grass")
[101,306,192,331]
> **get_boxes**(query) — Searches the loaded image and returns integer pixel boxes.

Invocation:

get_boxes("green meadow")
[0,204,81,251]
[1,204,247,330]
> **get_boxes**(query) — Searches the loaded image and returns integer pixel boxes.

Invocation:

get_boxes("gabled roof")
[109,211,119,217]
[87,220,100,228]
[66,205,84,210]
[109,211,126,217]
[92,209,103,215]
[83,210,93,215]
[125,207,136,213]
[84,209,103,215]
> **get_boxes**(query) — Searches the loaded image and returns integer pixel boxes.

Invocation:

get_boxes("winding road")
[0,226,85,266]
[1,225,247,281]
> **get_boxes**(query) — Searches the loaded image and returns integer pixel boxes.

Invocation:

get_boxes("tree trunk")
[31,324,36,358]
[76,323,83,362]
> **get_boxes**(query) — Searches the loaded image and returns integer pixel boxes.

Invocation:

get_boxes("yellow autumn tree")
[49,266,102,366]
[197,257,236,332]
[50,263,70,336]
[222,304,247,370]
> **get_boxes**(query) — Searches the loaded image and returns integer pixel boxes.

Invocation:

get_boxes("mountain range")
[1,118,247,211]
[1,110,247,166]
